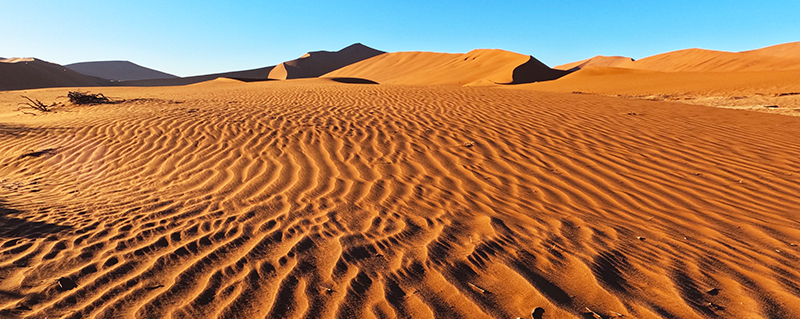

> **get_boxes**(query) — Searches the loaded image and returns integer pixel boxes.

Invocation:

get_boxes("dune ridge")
[1,81,799,318]
[324,49,568,86]
[554,56,634,71]
[65,61,179,81]
[743,41,800,59]
[268,43,385,80]
[0,58,109,91]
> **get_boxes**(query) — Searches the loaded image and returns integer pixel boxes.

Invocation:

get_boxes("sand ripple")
[1,81,799,318]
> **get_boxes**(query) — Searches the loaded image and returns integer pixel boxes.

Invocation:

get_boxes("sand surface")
[1,79,799,318]
[517,67,800,116]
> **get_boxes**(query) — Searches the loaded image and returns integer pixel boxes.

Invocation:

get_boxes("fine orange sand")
[1,79,800,318]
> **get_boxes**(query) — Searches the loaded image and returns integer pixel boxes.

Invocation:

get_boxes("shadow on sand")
[0,199,71,239]
[329,77,379,84]
[508,56,572,84]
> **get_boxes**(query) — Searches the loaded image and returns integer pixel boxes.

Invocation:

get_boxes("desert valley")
[1,42,800,318]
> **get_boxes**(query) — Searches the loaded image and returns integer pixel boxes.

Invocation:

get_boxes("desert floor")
[1,79,799,318]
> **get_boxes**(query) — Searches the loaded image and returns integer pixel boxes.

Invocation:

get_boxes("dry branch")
[68,91,112,105]
[20,95,54,112]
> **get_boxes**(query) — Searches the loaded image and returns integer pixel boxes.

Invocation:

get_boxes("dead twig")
[19,95,56,112]
[468,282,487,294]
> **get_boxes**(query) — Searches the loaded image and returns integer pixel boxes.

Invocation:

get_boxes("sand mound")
[324,49,568,86]
[120,66,276,87]
[1,81,799,318]
[554,56,634,71]
[619,48,800,72]
[0,58,109,91]
[65,61,179,81]
[743,41,800,59]
[268,43,385,80]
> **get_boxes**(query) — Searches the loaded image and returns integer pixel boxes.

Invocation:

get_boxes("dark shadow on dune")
[0,200,71,239]
[506,56,573,84]
[329,77,379,84]
[0,124,38,138]
[226,77,279,83]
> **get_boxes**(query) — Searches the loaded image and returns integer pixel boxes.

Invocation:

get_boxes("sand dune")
[743,41,800,59]
[615,48,800,72]
[119,66,277,87]
[1,80,799,318]
[554,56,634,71]
[65,61,179,81]
[268,43,385,80]
[0,58,109,91]
[324,49,568,86]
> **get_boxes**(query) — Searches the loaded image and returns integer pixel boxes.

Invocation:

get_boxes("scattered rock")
[584,307,603,319]
[532,307,545,319]
[706,302,726,311]
[58,277,77,291]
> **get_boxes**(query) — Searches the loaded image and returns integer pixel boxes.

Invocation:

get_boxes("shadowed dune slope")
[1,81,799,318]
[119,66,276,87]
[65,61,179,81]
[324,49,568,86]
[0,58,110,91]
[554,56,634,71]
[268,43,385,80]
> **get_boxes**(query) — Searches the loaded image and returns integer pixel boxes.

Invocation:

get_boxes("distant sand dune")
[1,81,799,318]
[0,58,109,91]
[324,49,568,86]
[611,48,800,73]
[743,41,800,59]
[554,56,634,71]
[268,43,384,80]
[65,61,179,81]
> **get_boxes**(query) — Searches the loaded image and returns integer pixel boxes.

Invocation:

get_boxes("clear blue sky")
[3,1,798,77]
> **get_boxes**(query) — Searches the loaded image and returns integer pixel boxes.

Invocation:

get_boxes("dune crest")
[65,61,179,81]
[0,58,109,91]
[742,41,800,59]
[619,48,800,72]
[554,55,634,71]
[325,49,568,86]
[268,43,385,80]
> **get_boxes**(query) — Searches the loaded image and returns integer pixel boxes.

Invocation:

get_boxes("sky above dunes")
[3,1,799,77]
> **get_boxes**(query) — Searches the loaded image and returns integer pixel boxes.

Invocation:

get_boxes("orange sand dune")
[519,66,800,95]
[268,43,384,80]
[617,48,800,72]
[324,49,568,85]
[743,41,800,59]
[554,56,634,71]
[1,80,799,318]
[0,58,109,91]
